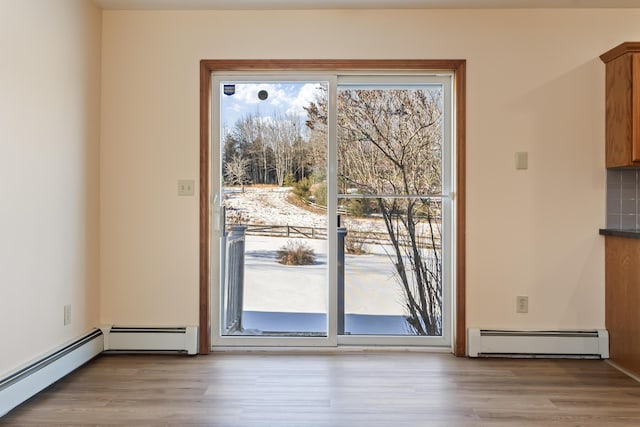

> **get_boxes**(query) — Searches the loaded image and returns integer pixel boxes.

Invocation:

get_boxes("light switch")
[515,152,528,170]
[516,296,528,313]
[178,179,195,196]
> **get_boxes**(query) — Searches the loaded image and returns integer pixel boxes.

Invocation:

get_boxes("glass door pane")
[336,81,448,339]
[216,80,330,338]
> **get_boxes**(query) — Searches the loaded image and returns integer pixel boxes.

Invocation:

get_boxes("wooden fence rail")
[243,224,328,240]
[235,223,440,249]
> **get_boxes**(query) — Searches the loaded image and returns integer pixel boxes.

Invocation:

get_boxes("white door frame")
[210,71,454,349]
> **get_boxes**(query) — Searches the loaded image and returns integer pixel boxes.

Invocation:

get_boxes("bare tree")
[339,88,443,336]
[308,87,444,336]
[224,155,251,192]
[265,114,301,186]
[304,88,329,180]
[232,113,271,184]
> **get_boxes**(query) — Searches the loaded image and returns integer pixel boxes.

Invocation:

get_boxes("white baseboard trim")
[1,325,199,418]
[468,328,609,358]
[102,325,198,355]
[0,329,104,417]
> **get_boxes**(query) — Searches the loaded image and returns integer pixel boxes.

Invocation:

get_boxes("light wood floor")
[2,352,640,426]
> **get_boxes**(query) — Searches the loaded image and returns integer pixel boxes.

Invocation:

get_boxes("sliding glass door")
[335,77,451,346]
[211,72,452,347]
[211,76,336,346]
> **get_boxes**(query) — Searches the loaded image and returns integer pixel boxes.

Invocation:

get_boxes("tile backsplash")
[607,169,640,229]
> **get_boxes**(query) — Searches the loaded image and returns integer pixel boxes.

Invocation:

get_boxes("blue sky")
[219,81,326,134]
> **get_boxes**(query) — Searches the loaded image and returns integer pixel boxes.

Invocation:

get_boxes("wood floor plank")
[2,353,640,426]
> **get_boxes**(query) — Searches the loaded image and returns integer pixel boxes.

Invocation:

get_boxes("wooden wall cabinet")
[601,42,640,168]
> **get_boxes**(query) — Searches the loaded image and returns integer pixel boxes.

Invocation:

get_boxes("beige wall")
[100,9,640,332]
[0,0,102,375]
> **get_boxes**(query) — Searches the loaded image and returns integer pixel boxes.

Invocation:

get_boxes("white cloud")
[222,82,325,122]
[230,83,279,105]
[286,83,323,117]
[228,103,243,113]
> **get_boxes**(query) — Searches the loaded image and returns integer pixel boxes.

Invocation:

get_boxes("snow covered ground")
[238,235,414,335]
[242,235,406,316]
[223,186,389,233]
[224,186,326,227]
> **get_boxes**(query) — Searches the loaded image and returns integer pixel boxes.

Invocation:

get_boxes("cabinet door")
[606,54,633,167]
[605,236,640,376]
[633,54,640,163]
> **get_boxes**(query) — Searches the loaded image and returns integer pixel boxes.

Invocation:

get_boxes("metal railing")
[337,228,346,335]
[222,225,246,334]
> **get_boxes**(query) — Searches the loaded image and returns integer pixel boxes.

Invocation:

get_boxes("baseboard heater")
[0,329,104,417]
[103,326,198,355]
[467,328,609,359]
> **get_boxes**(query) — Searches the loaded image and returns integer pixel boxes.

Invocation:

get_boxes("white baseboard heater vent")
[468,329,609,359]
[0,329,104,417]
[103,326,198,355]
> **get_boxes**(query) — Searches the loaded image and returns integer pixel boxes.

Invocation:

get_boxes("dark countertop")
[599,228,640,239]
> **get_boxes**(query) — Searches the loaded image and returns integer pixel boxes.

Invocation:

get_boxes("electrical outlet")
[516,296,528,314]
[64,304,71,325]
[178,179,195,196]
